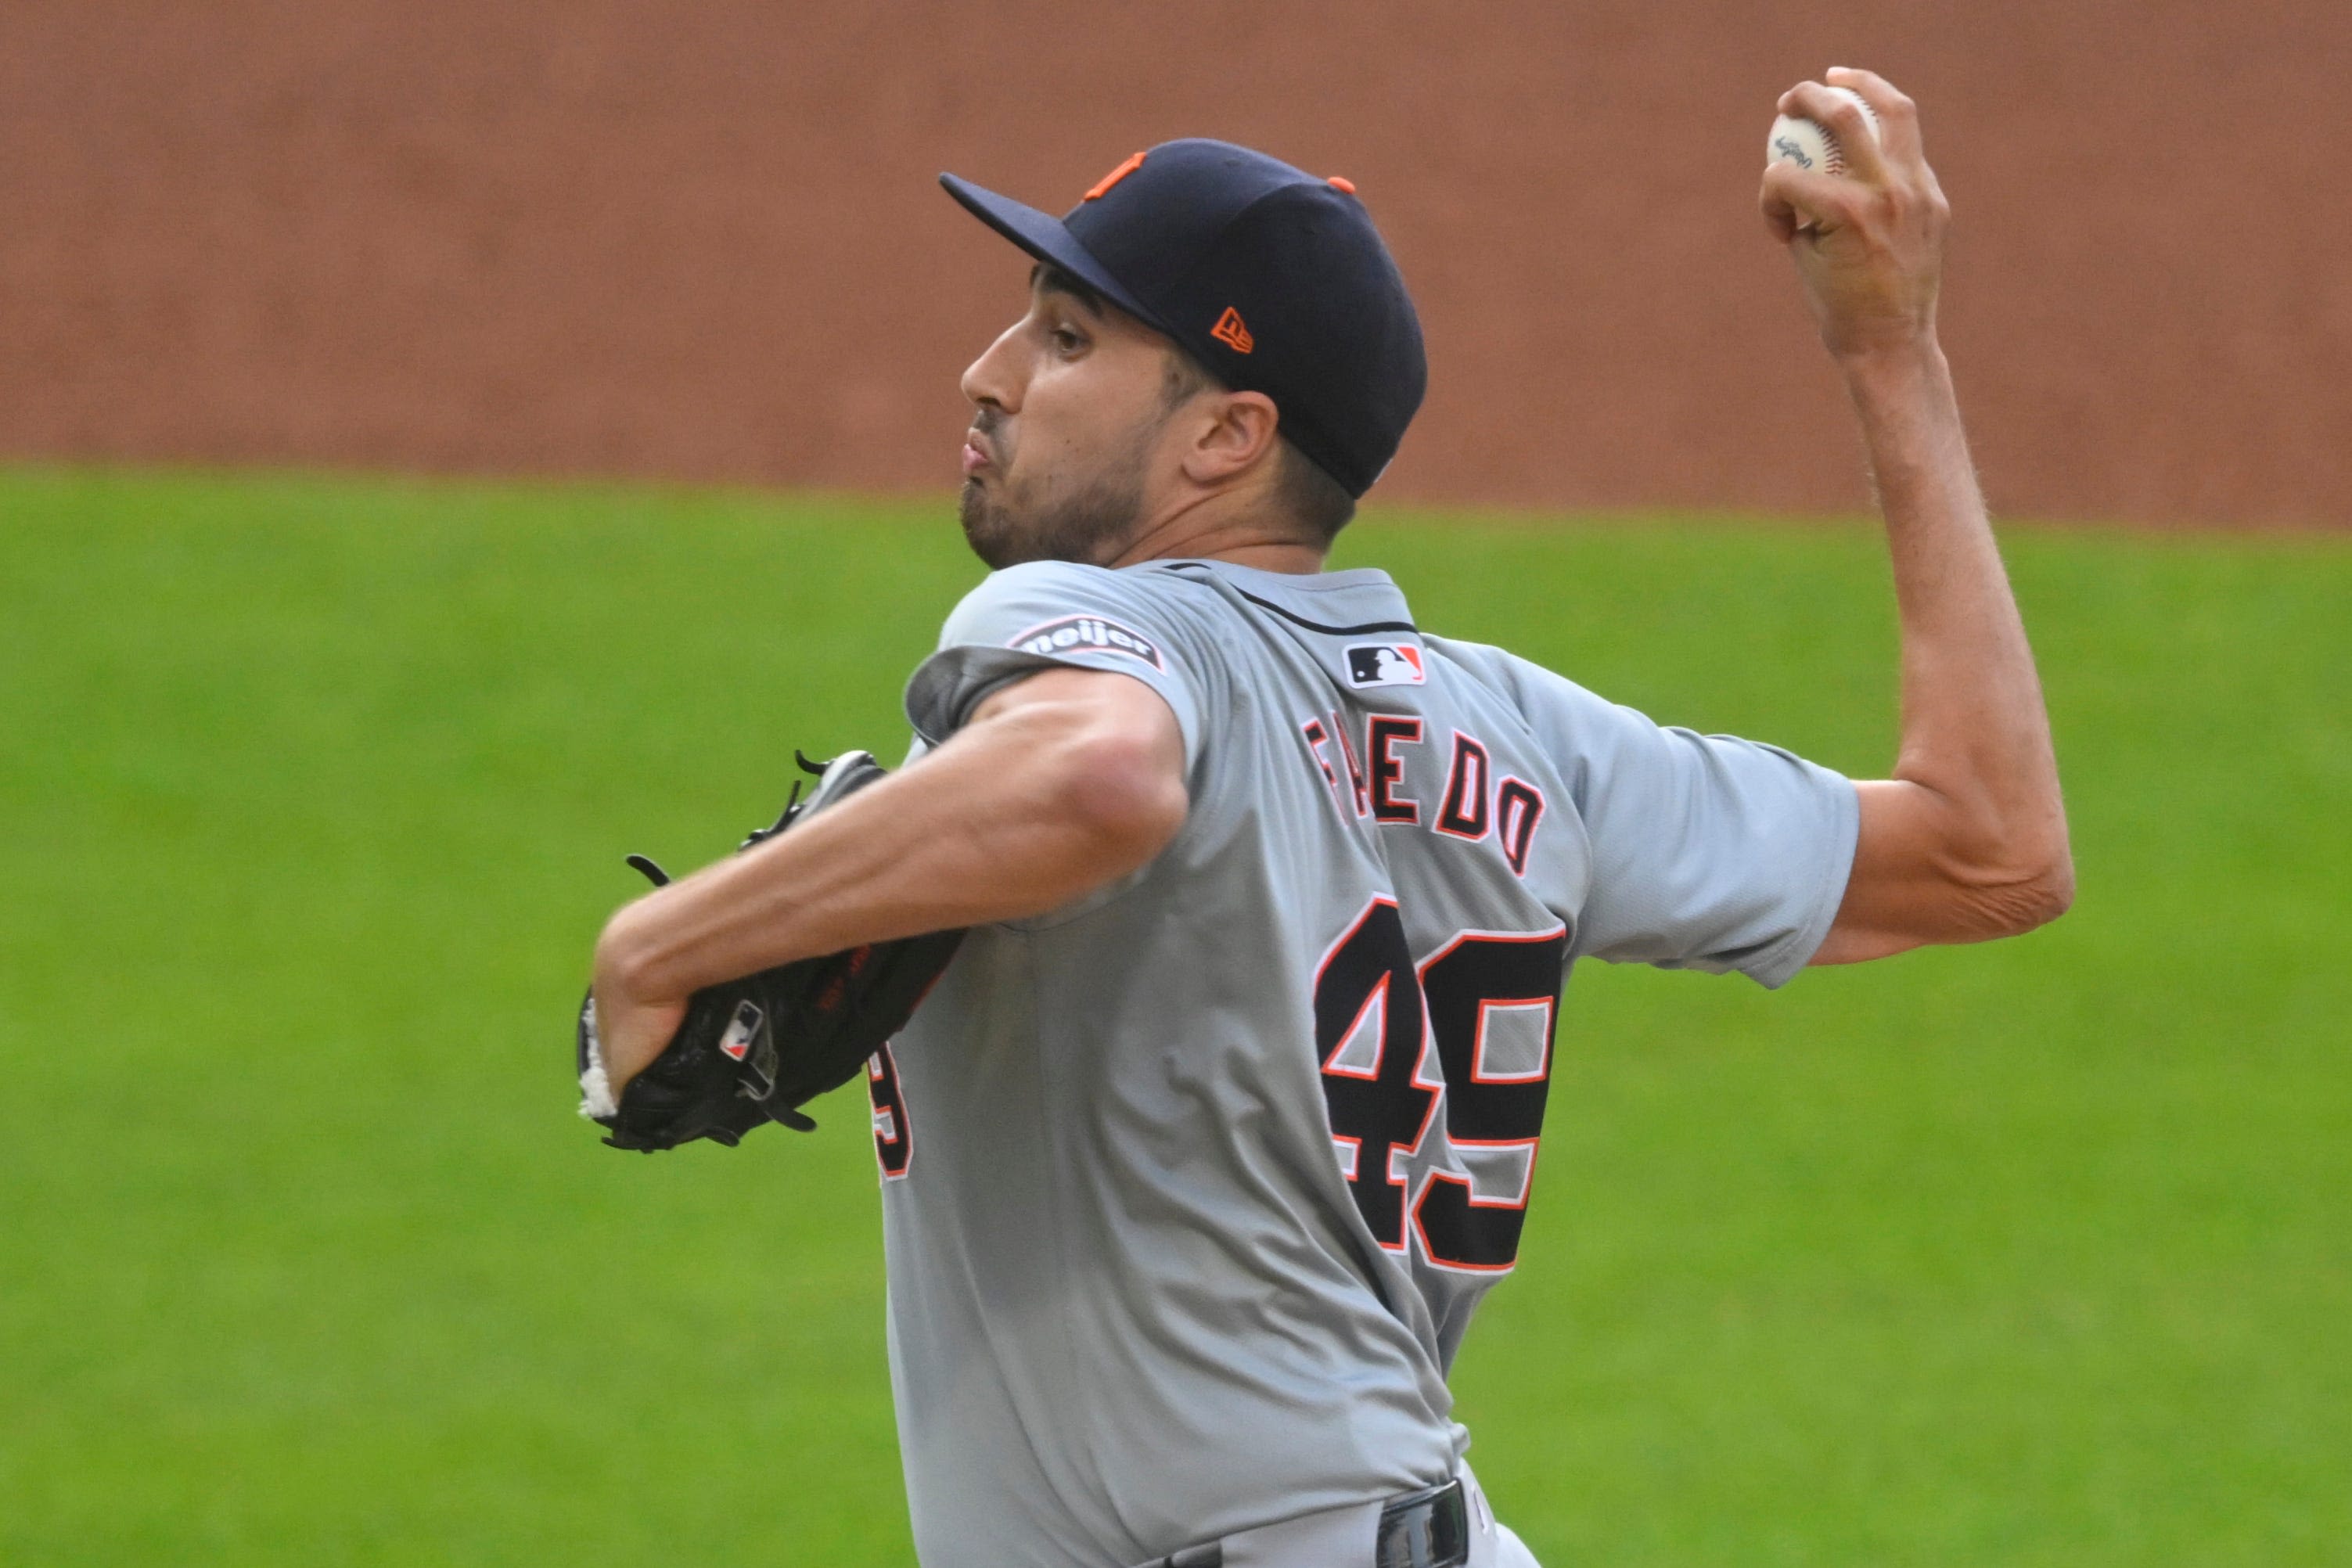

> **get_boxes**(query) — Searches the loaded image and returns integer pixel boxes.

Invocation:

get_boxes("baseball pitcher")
[584,70,2071,1567]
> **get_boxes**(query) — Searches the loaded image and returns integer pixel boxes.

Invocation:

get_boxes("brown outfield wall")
[2,1,2346,527]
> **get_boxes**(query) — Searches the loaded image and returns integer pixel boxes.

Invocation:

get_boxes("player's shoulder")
[932,561,1227,696]
[947,559,1200,617]
[942,559,1190,635]
[1421,632,1656,771]
[948,558,1116,615]
[1423,632,1604,710]
[964,558,1124,595]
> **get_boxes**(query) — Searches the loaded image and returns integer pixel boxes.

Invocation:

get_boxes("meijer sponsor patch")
[1346,642,1426,687]
[1007,614,1167,671]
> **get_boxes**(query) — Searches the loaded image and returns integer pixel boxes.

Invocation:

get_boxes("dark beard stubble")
[958,421,1155,571]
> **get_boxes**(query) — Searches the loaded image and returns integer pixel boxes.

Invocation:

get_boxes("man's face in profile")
[956,269,1192,570]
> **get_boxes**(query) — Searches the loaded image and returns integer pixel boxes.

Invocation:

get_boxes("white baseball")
[1765,85,1881,177]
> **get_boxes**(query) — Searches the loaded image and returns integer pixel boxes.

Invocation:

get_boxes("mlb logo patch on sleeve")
[1347,642,1426,687]
[1007,614,1166,671]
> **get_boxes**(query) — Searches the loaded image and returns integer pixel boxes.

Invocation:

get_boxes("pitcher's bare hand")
[1760,67,1951,362]
[589,920,689,1099]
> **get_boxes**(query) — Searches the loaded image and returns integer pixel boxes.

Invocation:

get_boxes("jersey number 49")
[1314,898,1569,1274]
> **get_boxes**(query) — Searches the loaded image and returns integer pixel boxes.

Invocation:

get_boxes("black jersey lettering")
[1412,927,1568,1271]
[1367,716,1424,825]
[1435,732,1491,841]
[1314,907,1570,1272]
[869,1045,914,1180]
[1496,778,1545,877]
[1313,899,1439,1250]
[1326,708,1372,818]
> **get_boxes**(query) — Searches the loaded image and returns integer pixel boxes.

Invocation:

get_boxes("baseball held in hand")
[1766,85,1880,177]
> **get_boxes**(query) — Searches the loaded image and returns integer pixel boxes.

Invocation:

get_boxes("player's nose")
[959,319,1025,413]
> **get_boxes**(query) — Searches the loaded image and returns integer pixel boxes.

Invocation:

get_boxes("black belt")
[1376,1480,1470,1567]
[1153,1478,1469,1568]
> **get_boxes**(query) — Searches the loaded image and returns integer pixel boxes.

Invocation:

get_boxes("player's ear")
[1180,390,1281,487]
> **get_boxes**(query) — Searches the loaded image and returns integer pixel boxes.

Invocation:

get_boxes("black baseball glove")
[576,750,965,1153]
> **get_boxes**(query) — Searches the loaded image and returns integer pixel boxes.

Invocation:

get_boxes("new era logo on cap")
[1210,307,1254,354]
[1347,643,1425,687]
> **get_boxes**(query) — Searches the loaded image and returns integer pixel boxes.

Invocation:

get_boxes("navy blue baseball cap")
[940,139,1426,498]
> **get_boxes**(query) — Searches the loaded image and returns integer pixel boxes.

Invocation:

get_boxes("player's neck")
[1106,486,1329,575]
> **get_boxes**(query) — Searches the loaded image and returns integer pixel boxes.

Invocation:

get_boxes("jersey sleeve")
[1509,656,1859,988]
[903,561,1210,764]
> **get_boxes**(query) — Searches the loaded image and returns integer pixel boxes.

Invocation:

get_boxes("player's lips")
[961,432,994,477]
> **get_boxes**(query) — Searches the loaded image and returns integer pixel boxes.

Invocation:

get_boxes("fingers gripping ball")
[574,750,968,1153]
[1766,85,1881,177]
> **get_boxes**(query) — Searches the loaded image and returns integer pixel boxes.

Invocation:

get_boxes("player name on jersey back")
[1299,709,1545,877]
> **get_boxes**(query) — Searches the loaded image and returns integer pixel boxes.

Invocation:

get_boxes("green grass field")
[4,466,2346,1566]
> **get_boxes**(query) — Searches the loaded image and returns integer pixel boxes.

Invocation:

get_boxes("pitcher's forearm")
[597,758,1088,1001]
[1845,340,2065,861]
[595,672,1188,1005]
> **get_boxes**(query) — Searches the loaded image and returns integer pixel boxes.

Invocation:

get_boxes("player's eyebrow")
[1031,263,1107,319]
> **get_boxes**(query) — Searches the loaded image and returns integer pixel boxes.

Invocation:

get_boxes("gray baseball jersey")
[872,557,1858,1567]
